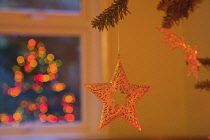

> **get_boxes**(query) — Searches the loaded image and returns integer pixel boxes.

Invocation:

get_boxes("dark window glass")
[0,0,80,12]
[0,34,81,126]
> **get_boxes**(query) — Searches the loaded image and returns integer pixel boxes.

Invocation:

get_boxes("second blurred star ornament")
[85,55,151,130]
[157,27,201,77]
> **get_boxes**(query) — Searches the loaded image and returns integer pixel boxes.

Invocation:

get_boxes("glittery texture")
[157,27,201,76]
[85,56,151,130]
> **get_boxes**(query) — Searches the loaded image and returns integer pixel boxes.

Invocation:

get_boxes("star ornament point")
[85,59,152,130]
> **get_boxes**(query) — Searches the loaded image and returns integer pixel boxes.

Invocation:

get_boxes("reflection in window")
[0,0,80,12]
[0,35,80,126]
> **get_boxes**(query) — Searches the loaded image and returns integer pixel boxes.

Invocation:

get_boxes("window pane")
[0,0,80,12]
[0,34,81,126]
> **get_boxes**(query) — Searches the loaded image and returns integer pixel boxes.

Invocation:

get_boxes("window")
[0,0,80,12]
[0,0,104,139]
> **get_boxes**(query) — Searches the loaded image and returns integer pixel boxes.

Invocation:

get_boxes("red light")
[39,103,48,113]
[28,39,36,47]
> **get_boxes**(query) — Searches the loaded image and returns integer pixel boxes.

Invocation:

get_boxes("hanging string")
[117,5,120,57]
[181,20,185,40]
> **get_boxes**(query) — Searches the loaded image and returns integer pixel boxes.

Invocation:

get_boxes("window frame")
[0,0,107,139]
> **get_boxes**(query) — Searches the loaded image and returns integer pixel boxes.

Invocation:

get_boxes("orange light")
[27,54,35,62]
[63,105,73,113]
[28,103,37,111]
[47,115,57,123]
[39,114,47,122]
[39,96,47,103]
[14,71,23,82]
[64,114,75,122]
[47,64,58,73]
[38,47,46,55]
[8,87,21,97]
[1,114,9,123]
[52,83,66,92]
[49,73,58,80]
[13,112,22,122]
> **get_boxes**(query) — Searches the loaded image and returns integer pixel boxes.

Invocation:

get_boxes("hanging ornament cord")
[117,6,120,56]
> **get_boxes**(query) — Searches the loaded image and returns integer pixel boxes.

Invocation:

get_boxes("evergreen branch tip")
[195,80,210,91]
[157,0,203,29]
[91,0,130,31]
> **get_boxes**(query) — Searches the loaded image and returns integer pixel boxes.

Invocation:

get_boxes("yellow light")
[42,74,50,82]
[17,56,25,64]
[63,94,75,103]
[47,54,55,62]
[30,60,38,67]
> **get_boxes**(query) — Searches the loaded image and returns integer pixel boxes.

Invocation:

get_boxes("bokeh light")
[47,54,55,62]
[12,65,20,72]
[30,60,38,67]
[13,112,22,122]
[55,60,62,67]
[39,114,47,122]
[64,114,75,122]
[63,94,75,103]
[39,103,48,113]
[63,105,73,114]
[1,114,9,123]
[47,63,58,73]
[8,87,21,97]
[14,71,23,82]
[28,103,37,111]
[52,82,66,92]
[47,114,57,123]
[17,56,25,66]
[28,39,36,49]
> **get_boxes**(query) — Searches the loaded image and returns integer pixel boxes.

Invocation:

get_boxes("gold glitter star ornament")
[85,56,152,130]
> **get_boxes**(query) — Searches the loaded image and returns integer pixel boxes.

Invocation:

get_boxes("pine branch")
[197,57,210,70]
[91,0,130,31]
[195,80,210,91]
[157,0,203,29]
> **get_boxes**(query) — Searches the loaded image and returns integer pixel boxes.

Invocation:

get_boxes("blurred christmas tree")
[0,38,77,126]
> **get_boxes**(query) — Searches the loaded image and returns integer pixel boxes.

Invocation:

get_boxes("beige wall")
[99,0,210,138]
